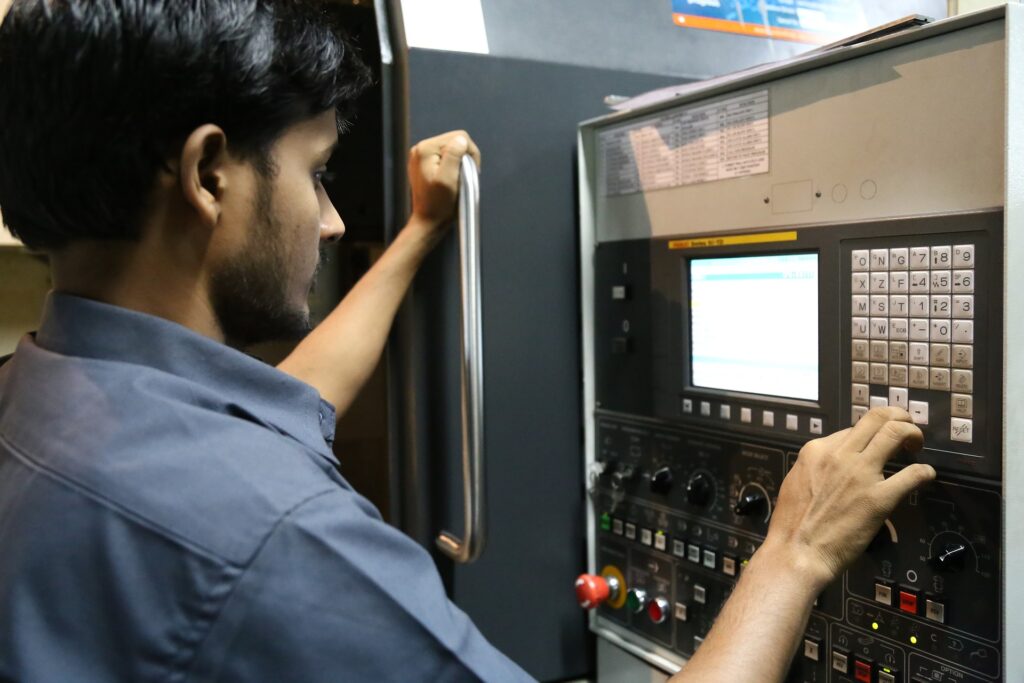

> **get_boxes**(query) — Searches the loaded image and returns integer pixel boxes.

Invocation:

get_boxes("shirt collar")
[35,292,338,462]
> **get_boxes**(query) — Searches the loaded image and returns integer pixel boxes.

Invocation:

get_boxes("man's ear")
[178,124,230,229]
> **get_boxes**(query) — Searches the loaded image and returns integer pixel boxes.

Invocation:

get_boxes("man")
[0,2,934,682]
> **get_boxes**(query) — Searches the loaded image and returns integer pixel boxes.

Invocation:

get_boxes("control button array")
[851,244,976,443]
[612,518,743,581]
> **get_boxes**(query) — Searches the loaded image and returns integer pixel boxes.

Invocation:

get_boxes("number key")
[930,270,951,293]
[910,247,930,268]
[909,271,929,293]
[930,295,951,318]
[953,295,974,319]
[931,246,952,268]
[953,270,974,293]
[930,319,951,342]
[953,244,975,268]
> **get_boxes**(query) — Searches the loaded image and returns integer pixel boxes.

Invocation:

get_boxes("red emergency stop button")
[575,574,608,608]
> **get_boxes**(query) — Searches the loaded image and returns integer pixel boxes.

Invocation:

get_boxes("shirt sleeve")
[186,489,537,683]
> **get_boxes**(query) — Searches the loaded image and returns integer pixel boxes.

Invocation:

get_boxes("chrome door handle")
[436,155,486,563]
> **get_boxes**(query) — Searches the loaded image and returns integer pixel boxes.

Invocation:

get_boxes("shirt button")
[318,411,325,424]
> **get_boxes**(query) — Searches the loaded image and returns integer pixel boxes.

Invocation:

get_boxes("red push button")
[647,597,670,624]
[575,574,610,609]
[899,589,919,615]
[854,659,873,683]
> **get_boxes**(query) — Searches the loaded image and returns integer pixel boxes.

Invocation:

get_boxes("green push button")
[600,513,612,531]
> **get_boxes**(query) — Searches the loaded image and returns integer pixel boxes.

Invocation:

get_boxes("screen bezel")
[681,246,824,410]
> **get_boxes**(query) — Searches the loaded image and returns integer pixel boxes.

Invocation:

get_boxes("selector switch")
[686,473,714,508]
[931,543,967,572]
[734,486,768,519]
[649,467,673,495]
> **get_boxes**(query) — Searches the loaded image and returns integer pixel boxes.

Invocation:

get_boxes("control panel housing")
[578,7,1024,682]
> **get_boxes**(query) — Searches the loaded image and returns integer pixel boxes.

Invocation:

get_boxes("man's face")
[210,109,344,347]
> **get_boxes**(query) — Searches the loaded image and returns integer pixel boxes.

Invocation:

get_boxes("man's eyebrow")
[318,140,339,162]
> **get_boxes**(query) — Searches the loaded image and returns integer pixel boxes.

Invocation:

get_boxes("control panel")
[579,213,1003,682]
[577,9,1022,681]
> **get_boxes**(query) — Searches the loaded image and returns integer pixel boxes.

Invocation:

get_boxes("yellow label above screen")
[668,230,798,250]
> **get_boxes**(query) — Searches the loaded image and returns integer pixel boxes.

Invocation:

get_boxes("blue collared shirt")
[0,293,533,682]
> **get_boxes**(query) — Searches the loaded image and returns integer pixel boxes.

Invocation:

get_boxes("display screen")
[689,253,819,401]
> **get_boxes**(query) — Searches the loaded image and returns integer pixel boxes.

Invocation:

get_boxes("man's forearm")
[278,216,443,414]
[668,539,823,683]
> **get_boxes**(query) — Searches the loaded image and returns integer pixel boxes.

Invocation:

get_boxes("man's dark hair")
[0,0,371,250]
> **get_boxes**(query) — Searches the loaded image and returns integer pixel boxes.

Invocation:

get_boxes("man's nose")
[320,201,346,243]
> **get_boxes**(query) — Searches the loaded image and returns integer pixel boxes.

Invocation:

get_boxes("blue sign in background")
[672,0,867,41]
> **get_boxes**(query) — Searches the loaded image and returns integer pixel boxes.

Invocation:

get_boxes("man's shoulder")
[0,347,352,567]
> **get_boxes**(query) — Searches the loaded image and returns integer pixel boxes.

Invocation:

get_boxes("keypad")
[851,244,976,443]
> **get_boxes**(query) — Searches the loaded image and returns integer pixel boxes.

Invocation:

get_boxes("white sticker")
[401,0,489,55]
[600,90,769,197]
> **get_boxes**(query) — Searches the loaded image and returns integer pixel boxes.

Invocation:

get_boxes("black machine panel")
[589,211,1003,682]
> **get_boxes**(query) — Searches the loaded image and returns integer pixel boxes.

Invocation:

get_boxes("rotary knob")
[685,472,713,507]
[650,467,673,495]
[734,485,769,520]
[574,573,621,609]
[931,543,968,573]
